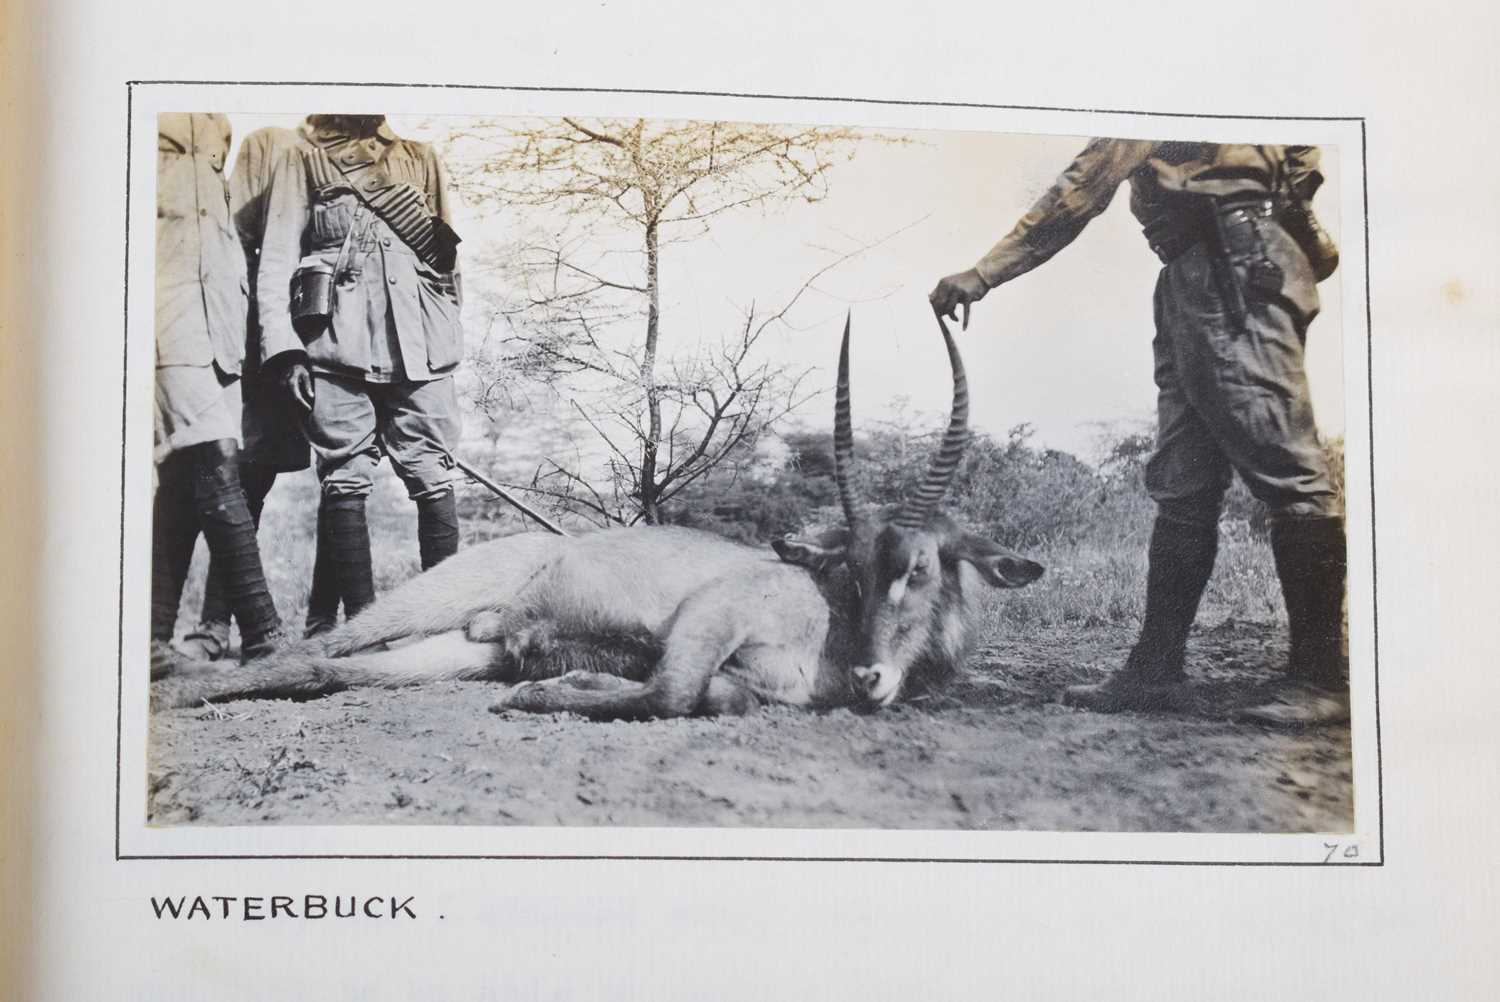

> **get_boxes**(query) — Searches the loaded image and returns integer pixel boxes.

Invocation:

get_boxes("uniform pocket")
[417,267,463,371]
[1262,223,1321,329]
[309,193,358,249]
[1167,246,1240,353]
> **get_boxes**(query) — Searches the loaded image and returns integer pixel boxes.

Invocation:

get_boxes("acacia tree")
[442,117,882,524]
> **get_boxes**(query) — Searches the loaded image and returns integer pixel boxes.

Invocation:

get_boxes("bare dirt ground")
[147,622,1352,832]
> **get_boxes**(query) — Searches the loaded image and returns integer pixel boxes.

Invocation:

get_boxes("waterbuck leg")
[467,613,661,684]
[151,631,511,710]
[308,534,561,656]
[501,669,762,717]
[464,610,524,643]
[494,674,649,716]
[493,672,755,718]
[495,597,748,720]
[699,676,759,716]
[549,671,639,691]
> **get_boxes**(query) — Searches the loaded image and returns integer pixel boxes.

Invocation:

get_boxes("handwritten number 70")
[1323,842,1360,863]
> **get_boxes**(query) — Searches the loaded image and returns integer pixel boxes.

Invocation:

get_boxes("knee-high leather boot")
[1062,515,1218,713]
[303,500,342,637]
[183,460,279,659]
[415,489,460,571]
[1238,515,1350,727]
[320,493,375,619]
[150,451,201,674]
[188,440,282,659]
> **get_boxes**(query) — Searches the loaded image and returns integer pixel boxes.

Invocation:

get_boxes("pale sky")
[224,114,1345,462]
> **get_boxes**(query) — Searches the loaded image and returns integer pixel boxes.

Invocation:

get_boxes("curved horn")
[894,315,970,528]
[832,312,861,528]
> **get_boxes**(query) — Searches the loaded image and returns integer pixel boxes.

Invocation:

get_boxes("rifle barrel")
[451,458,571,537]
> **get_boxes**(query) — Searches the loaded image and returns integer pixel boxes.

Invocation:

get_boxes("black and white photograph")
[133,97,1373,848]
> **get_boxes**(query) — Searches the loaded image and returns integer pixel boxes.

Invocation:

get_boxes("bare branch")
[560,118,627,148]
[435,116,893,523]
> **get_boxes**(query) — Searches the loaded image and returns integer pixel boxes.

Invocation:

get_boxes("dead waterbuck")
[151,316,1043,718]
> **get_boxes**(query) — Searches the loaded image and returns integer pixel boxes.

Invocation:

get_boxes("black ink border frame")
[116,81,1382,866]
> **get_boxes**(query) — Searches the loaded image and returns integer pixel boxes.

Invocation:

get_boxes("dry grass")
[975,527,1284,642]
[175,464,1287,652]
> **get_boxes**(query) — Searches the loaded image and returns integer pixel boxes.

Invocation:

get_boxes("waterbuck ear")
[772,530,849,573]
[946,533,1045,589]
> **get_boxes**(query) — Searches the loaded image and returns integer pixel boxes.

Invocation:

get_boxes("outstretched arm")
[931,137,1154,327]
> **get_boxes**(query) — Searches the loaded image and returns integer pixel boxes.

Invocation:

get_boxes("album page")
[3,1,1497,998]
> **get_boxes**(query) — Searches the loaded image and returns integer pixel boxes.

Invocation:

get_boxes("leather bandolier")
[303,138,460,273]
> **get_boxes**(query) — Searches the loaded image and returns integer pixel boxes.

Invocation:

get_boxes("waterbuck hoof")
[491,678,560,715]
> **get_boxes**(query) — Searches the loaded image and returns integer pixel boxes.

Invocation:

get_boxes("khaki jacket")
[155,113,248,373]
[255,116,463,383]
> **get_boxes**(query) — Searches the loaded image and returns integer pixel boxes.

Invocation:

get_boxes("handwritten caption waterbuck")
[152,317,1043,718]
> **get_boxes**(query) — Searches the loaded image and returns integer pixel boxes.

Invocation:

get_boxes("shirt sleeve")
[229,131,273,257]
[209,114,234,164]
[974,138,1154,288]
[255,142,310,366]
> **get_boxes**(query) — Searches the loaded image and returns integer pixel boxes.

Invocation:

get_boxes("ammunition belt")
[303,144,459,272]
[1143,195,1281,265]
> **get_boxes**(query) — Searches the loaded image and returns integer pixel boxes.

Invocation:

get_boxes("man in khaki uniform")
[179,125,340,660]
[152,113,283,666]
[930,140,1347,727]
[256,115,464,619]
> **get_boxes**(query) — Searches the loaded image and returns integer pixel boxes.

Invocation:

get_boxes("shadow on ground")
[147,622,1352,832]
